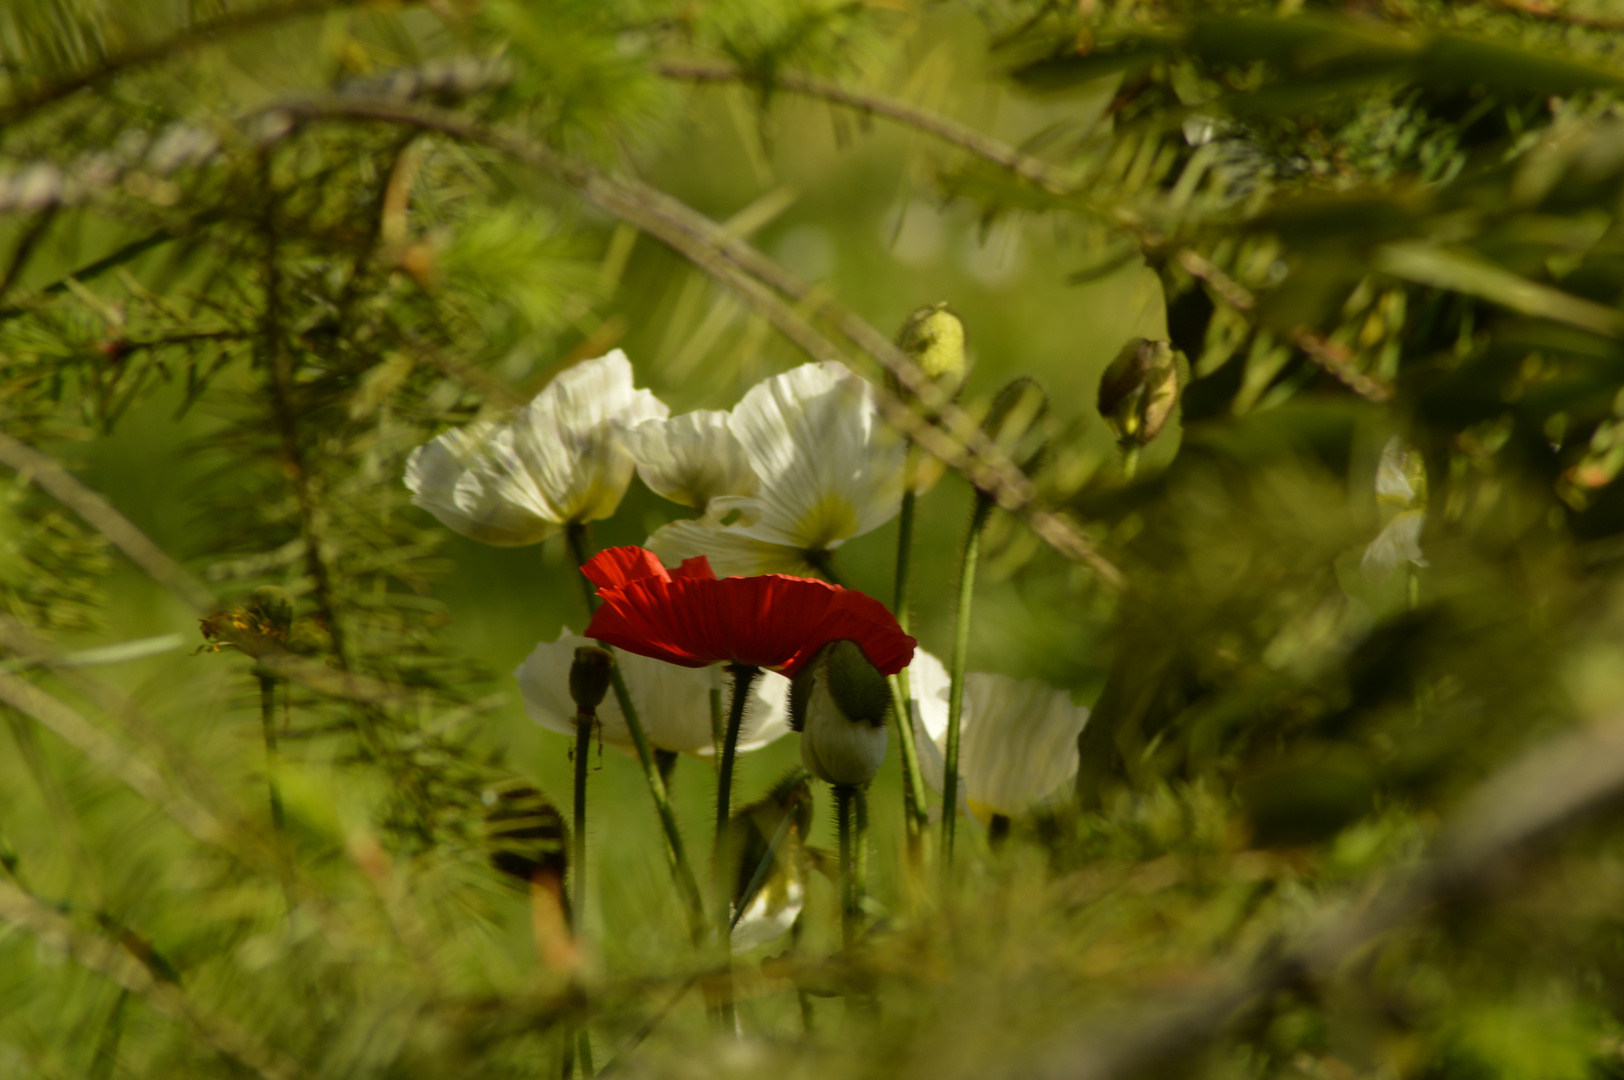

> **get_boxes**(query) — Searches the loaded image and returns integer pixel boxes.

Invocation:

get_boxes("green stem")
[566,524,707,936]
[1121,443,1140,481]
[943,493,992,866]
[608,663,706,936]
[988,813,1011,847]
[891,463,929,843]
[713,664,761,1038]
[257,674,285,832]
[709,687,724,767]
[835,785,858,958]
[854,785,869,922]
[571,711,592,937]
[804,548,845,587]
[576,1029,595,1077]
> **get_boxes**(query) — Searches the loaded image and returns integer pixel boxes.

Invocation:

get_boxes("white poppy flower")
[909,649,1090,821]
[731,876,803,953]
[515,628,790,756]
[624,409,757,512]
[645,362,904,577]
[405,350,668,546]
[1361,437,1428,581]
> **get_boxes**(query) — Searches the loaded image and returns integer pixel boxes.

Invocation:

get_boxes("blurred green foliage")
[8,0,1624,1078]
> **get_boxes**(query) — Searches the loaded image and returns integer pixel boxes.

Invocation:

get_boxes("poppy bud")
[1097,338,1185,448]
[568,646,613,714]
[790,640,893,787]
[896,302,967,395]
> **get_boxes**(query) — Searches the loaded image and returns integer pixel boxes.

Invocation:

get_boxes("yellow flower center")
[794,492,859,550]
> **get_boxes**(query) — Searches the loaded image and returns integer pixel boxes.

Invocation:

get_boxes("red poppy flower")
[581,546,915,678]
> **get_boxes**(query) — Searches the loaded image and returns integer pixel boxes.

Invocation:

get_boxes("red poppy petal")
[675,556,717,581]
[579,546,913,677]
[582,546,669,589]
[780,588,916,677]
[585,580,714,667]
[716,575,836,669]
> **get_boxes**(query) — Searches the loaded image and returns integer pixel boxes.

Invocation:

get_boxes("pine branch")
[0,878,311,1080]
[1018,709,1624,1080]
[0,0,421,125]
[0,430,216,613]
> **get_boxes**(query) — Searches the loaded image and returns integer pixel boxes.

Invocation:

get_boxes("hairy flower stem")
[890,462,930,849]
[566,525,706,937]
[256,675,285,832]
[571,711,592,942]
[567,690,598,1079]
[713,663,761,1031]
[835,784,859,959]
[943,493,993,866]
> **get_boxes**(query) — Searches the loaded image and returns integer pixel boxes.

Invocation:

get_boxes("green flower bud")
[790,640,892,787]
[1097,338,1186,448]
[896,302,968,394]
[568,646,613,714]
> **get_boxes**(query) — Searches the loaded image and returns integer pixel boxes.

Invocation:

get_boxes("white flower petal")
[515,350,669,524]
[905,648,951,793]
[405,421,562,546]
[907,652,1089,819]
[1376,436,1418,506]
[730,875,803,952]
[645,516,813,578]
[515,628,788,755]
[405,350,668,545]
[626,410,757,511]
[725,362,904,550]
[960,673,1090,818]
[1360,508,1428,582]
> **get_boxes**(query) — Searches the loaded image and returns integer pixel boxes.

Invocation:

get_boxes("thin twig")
[656,61,1077,192]
[1175,249,1395,403]
[1016,710,1624,1080]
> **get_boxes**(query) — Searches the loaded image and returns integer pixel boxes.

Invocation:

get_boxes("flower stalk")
[566,526,707,935]
[890,449,930,846]
[943,492,993,865]
[256,674,285,832]
[834,784,859,958]
[712,662,760,1034]
[715,663,762,936]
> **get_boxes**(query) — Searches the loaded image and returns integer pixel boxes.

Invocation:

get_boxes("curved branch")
[267,95,1125,589]
[655,60,1077,193]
